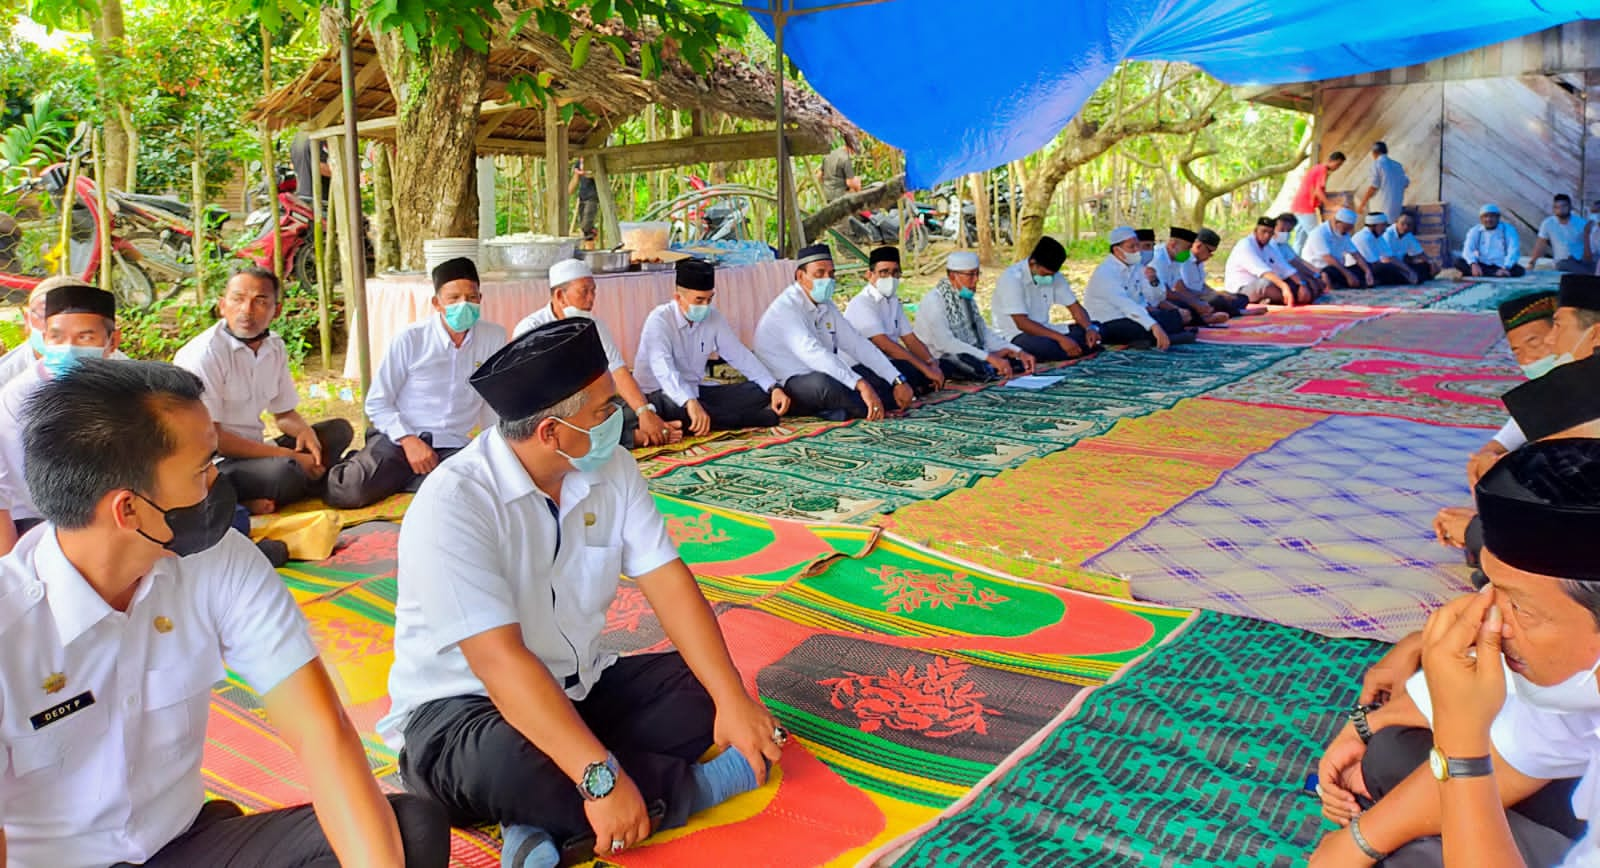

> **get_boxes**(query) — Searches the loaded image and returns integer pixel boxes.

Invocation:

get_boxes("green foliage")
[0,92,71,198]
[0,318,22,353]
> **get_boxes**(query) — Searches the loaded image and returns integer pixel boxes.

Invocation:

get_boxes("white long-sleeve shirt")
[754,284,900,388]
[1493,417,1528,451]
[1384,227,1424,257]
[1301,222,1356,270]
[912,284,1016,360]
[365,316,505,449]
[514,304,626,372]
[1224,237,1283,293]
[634,301,776,406]
[1462,223,1522,269]
[1080,254,1155,329]
[1351,227,1396,263]
[989,260,1079,341]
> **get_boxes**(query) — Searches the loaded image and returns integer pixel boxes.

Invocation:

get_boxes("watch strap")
[1444,755,1493,779]
[1349,815,1387,861]
[1348,703,1377,744]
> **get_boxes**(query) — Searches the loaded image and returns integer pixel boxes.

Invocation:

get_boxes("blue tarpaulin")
[747,1,1600,188]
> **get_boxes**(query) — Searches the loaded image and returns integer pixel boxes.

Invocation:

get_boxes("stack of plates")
[423,237,481,274]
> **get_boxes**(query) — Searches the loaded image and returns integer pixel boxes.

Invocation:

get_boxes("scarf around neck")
[936,277,987,348]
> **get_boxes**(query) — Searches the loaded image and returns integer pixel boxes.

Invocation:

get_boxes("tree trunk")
[90,0,135,192]
[371,30,488,270]
[372,143,399,271]
[969,173,992,262]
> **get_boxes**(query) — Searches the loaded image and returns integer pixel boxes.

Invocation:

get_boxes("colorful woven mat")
[889,611,1384,868]
[875,400,1325,594]
[1323,309,1508,359]
[1204,345,1518,427]
[203,517,1192,868]
[1089,413,1480,641]
[1425,271,1565,312]
[1195,307,1379,347]
[1318,279,1466,309]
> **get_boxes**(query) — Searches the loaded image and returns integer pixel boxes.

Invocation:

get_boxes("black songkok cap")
[1030,236,1067,273]
[1169,227,1198,243]
[1478,438,1600,581]
[1134,228,1156,243]
[1196,228,1221,247]
[1498,291,1557,333]
[1255,216,1276,230]
[868,246,900,267]
[44,282,115,320]
[676,259,715,291]
[469,318,606,420]
[431,257,480,291]
[1558,274,1600,313]
[796,243,833,268]
[1503,354,1600,442]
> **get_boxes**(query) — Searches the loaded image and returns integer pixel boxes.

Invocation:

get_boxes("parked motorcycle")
[112,187,232,283]
[239,167,371,288]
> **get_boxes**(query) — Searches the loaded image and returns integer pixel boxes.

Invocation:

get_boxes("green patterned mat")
[891,611,1385,868]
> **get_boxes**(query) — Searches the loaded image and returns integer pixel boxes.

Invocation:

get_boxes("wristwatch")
[1348,702,1380,744]
[1428,747,1492,782]
[578,752,620,800]
[634,402,658,416]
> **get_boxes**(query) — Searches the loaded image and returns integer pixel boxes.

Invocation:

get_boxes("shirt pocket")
[574,544,623,615]
[142,661,223,761]
[9,699,111,778]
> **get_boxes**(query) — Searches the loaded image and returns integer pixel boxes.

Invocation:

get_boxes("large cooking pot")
[578,249,632,274]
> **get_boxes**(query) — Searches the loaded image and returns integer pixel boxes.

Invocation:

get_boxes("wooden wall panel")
[1585,71,1600,209]
[1315,21,1600,89]
[1318,83,1444,207]
[1440,76,1585,253]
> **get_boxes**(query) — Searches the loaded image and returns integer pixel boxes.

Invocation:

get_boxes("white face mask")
[563,306,591,320]
[871,277,899,299]
[1273,231,1289,245]
[1512,653,1600,713]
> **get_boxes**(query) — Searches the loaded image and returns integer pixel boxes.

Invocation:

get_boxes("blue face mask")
[1138,250,1155,266]
[684,303,711,323]
[1521,354,1559,380]
[958,288,976,301]
[808,278,837,304]
[555,406,625,473]
[1032,272,1054,287]
[27,331,46,355]
[442,301,480,332]
[40,343,107,378]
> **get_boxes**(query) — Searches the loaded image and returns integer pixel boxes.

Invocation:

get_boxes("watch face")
[1428,748,1447,781]
[585,761,617,798]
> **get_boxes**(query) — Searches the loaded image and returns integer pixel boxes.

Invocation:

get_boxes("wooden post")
[555,115,570,236]
[56,150,81,277]
[783,152,804,251]
[372,143,397,271]
[91,129,111,293]
[190,140,207,303]
[590,154,621,248]
[335,0,372,392]
[260,21,283,280]
[543,101,562,235]
[969,172,992,262]
[1070,169,1081,240]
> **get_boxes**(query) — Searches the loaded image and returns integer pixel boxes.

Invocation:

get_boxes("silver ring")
[772,725,789,746]
[611,839,626,853]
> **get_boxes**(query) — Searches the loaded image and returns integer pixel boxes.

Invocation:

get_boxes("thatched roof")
[251,21,858,154]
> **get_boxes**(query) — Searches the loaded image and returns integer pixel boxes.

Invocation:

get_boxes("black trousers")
[1451,257,1527,277]
[783,364,897,421]
[936,353,1000,383]
[397,652,715,843]
[325,431,461,510]
[1361,726,1581,866]
[1012,327,1091,362]
[219,419,355,507]
[648,382,779,431]
[1556,257,1595,274]
[1097,308,1188,345]
[890,358,937,396]
[1370,261,1416,286]
[112,794,450,868]
[1404,255,1439,281]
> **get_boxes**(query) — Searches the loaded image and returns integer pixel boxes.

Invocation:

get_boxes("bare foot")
[1204,312,1230,326]
[243,498,278,516]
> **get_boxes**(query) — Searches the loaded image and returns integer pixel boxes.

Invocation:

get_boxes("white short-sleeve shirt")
[514,305,626,372]
[989,260,1079,341]
[1539,216,1589,262]
[379,429,679,749]
[843,286,913,342]
[172,322,299,443]
[0,529,316,868]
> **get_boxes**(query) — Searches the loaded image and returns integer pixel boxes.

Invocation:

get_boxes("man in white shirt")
[1357,140,1409,226]
[1352,212,1421,286]
[0,281,51,387]
[1153,227,1236,324]
[635,259,791,434]
[1136,228,1198,327]
[1080,226,1192,349]
[323,258,506,509]
[754,243,912,422]
[1455,204,1526,278]
[1529,194,1593,275]
[1226,216,1310,306]
[912,251,1035,381]
[0,282,124,557]
[1269,214,1332,297]
[172,268,353,515]
[1188,228,1257,317]
[1304,208,1376,289]
[382,319,784,867]
[514,259,681,450]
[988,236,1098,362]
[1310,438,1600,868]
[843,246,946,394]
[1385,213,1440,282]
[0,358,448,868]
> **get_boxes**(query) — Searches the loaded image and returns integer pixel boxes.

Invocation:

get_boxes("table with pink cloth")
[345,260,795,380]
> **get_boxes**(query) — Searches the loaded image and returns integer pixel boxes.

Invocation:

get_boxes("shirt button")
[25,583,43,601]
[124,695,139,710]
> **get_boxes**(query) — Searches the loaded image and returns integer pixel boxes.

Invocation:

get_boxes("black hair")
[22,359,206,529]
[229,265,281,299]
[1328,151,1346,162]
[1372,141,1388,155]
[1555,194,1573,205]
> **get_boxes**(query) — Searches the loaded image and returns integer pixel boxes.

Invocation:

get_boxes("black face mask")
[134,474,238,557]
[223,325,271,343]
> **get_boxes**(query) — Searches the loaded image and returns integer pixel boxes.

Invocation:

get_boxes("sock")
[499,824,559,868]
[688,747,760,814]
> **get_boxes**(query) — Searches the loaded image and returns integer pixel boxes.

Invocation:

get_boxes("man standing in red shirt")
[1292,151,1346,254]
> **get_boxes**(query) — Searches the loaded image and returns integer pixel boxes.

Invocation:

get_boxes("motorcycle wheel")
[109,258,157,310]
[904,221,930,253]
[293,242,337,289]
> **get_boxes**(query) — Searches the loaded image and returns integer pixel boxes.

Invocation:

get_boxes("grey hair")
[498,389,588,442]
[1558,579,1600,630]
